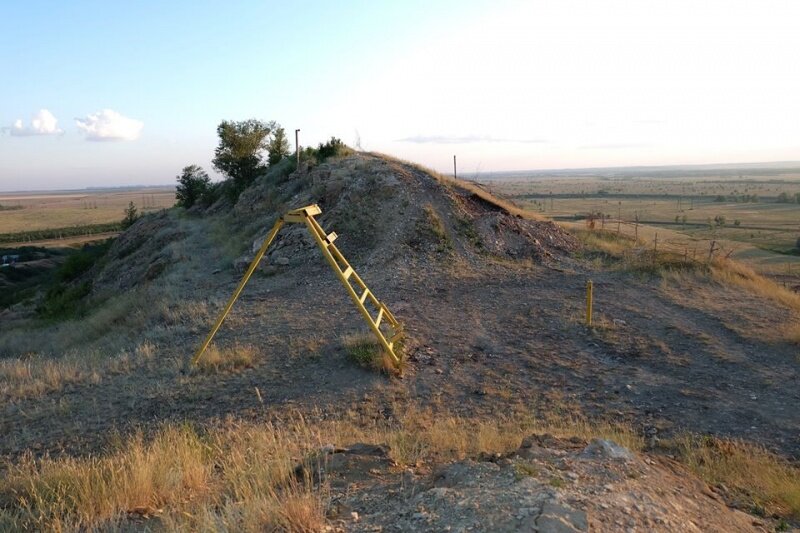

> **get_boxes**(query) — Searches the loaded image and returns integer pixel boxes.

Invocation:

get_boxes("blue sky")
[2,0,799,190]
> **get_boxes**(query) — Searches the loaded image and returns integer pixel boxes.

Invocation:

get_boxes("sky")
[1,0,799,190]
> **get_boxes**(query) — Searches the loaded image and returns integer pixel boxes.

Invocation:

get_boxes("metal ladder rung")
[325,232,338,245]
[342,266,354,280]
[374,307,384,328]
[359,288,370,304]
[390,328,404,344]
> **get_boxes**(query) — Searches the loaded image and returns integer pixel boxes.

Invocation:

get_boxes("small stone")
[350,511,360,522]
[581,439,635,461]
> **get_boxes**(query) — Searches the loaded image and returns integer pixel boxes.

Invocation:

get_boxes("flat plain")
[486,168,800,274]
[0,187,176,243]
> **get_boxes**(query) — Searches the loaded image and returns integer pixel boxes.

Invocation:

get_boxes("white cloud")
[75,109,143,141]
[9,109,63,136]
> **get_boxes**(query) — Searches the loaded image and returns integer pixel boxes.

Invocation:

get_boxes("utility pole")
[295,129,301,168]
[453,155,457,180]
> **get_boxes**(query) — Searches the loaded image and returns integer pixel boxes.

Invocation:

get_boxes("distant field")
[0,187,175,245]
[488,172,800,274]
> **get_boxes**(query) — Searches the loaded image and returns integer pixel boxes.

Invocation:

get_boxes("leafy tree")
[267,126,291,166]
[123,201,139,228]
[175,165,211,208]
[777,192,791,203]
[212,119,275,194]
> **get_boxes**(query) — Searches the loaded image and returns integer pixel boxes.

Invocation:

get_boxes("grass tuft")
[194,343,257,373]
[342,331,404,375]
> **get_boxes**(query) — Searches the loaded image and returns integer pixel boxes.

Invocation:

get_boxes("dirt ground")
[2,245,798,462]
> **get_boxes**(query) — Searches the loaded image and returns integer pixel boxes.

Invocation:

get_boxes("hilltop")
[1,151,799,531]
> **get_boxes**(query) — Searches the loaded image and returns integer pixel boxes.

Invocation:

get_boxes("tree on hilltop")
[267,125,291,166]
[175,165,211,208]
[212,119,275,196]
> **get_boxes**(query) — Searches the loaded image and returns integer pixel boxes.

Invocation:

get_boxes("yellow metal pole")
[302,216,401,365]
[191,218,284,365]
[586,280,593,327]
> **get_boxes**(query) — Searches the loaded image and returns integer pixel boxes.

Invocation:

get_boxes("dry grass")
[574,228,800,334]
[0,341,156,402]
[785,322,800,345]
[193,343,257,373]
[0,405,642,531]
[674,435,800,520]
[572,228,640,257]
[708,258,800,314]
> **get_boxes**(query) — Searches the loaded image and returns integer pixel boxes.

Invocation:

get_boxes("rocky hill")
[1,152,798,531]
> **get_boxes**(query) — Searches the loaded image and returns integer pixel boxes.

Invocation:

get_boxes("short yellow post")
[586,280,593,326]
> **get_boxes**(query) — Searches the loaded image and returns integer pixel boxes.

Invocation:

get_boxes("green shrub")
[317,137,351,160]
[37,281,91,318]
[35,241,111,319]
[58,241,112,282]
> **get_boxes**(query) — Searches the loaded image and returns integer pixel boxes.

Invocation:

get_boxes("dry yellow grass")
[5,401,797,527]
[785,322,800,345]
[193,343,257,373]
[0,405,642,531]
[574,228,800,323]
[0,341,155,401]
[674,435,800,520]
[709,258,800,314]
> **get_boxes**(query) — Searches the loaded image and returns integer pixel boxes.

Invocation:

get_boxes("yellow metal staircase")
[192,204,403,367]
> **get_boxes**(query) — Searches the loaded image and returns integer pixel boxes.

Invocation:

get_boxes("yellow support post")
[191,218,284,365]
[192,205,404,368]
[586,280,593,327]
[302,212,403,365]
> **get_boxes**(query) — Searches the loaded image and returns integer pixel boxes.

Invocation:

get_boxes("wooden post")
[708,240,717,262]
[654,232,658,252]
[634,222,639,241]
[586,280,593,327]
[453,155,457,180]
[295,129,301,168]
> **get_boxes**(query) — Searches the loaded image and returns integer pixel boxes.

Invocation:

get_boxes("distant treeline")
[0,204,23,211]
[0,222,122,244]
